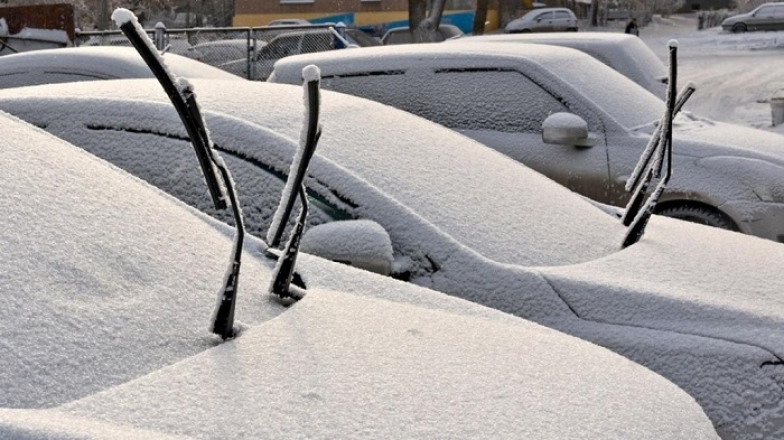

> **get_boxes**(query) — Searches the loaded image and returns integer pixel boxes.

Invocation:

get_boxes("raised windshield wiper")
[621,40,691,248]
[114,8,245,339]
[268,66,322,301]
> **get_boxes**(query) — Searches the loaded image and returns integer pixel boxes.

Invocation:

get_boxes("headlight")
[698,156,784,203]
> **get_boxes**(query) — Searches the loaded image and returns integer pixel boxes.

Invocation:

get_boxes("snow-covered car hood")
[670,118,784,164]
[540,215,784,359]
[631,116,784,171]
[0,111,719,439]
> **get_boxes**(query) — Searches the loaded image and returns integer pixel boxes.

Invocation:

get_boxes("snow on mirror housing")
[300,220,394,276]
[541,112,598,148]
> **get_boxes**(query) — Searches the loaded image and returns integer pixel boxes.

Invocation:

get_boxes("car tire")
[732,23,747,33]
[657,205,737,231]
[567,27,578,32]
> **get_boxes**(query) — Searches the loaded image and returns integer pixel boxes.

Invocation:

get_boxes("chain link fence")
[75,24,351,81]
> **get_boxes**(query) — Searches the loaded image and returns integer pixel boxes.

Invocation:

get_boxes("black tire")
[732,23,747,33]
[566,27,578,32]
[657,205,737,231]
[520,29,532,33]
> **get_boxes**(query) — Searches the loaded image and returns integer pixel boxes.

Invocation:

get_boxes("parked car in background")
[721,2,784,32]
[271,43,784,241]
[450,32,668,96]
[267,18,311,26]
[1,109,721,439]
[381,24,464,44]
[80,32,195,55]
[4,77,783,439]
[0,46,240,89]
[505,7,579,33]
[221,27,379,80]
[185,39,265,66]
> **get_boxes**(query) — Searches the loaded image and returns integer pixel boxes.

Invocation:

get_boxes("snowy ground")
[637,14,784,135]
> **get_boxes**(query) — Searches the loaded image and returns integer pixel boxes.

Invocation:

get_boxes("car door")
[750,5,776,30]
[553,11,573,31]
[320,67,612,203]
[774,5,784,30]
[533,11,556,32]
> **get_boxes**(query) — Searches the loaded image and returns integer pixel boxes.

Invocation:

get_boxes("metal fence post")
[154,22,166,51]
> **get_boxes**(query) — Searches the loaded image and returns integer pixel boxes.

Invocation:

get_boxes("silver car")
[270,43,784,242]
[721,2,784,32]
[505,7,579,33]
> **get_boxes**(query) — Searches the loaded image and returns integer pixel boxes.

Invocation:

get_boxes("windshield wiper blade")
[622,40,682,248]
[113,9,227,211]
[268,66,322,301]
[623,81,696,209]
[266,67,322,249]
[114,8,245,339]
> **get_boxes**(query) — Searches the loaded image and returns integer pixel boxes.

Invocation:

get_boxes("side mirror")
[542,112,598,148]
[300,220,393,276]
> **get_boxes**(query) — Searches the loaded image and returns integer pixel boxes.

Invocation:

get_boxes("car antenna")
[114,8,245,340]
[621,40,686,248]
[268,65,323,301]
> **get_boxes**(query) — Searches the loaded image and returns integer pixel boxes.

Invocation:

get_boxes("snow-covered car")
[80,32,195,55]
[221,27,379,81]
[0,99,721,439]
[721,2,784,33]
[449,32,668,96]
[381,24,464,45]
[505,7,579,33]
[184,39,266,66]
[0,46,240,89]
[270,43,784,241]
[2,78,783,439]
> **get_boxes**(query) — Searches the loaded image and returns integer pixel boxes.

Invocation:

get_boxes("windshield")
[535,53,665,129]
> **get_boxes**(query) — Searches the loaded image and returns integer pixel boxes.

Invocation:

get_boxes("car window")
[71,127,344,237]
[554,11,572,19]
[267,35,301,58]
[756,5,775,15]
[323,69,568,132]
[536,11,554,20]
[346,29,382,47]
[301,32,334,53]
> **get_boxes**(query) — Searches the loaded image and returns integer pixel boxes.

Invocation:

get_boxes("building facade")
[234,0,499,33]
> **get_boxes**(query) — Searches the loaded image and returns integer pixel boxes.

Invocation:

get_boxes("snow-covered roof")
[451,32,668,96]
[0,46,239,89]
[0,110,719,439]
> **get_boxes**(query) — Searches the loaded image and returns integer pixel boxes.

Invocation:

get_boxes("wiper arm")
[114,8,245,339]
[268,66,322,301]
[621,40,683,248]
[113,9,227,211]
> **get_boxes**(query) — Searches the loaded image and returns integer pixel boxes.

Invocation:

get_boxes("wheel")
[566,27,578,32]
[519,29,532,33]
[732,23,747,33]
[657,205,737,231]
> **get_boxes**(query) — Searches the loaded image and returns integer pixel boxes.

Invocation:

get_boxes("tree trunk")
[473,0,489,35]
[408,0,426,33]
[411,0,446,43]
[498,0,517,28]
[589,0,599,26]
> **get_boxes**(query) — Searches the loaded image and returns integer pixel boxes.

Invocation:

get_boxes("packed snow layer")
[55,289,719,440]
